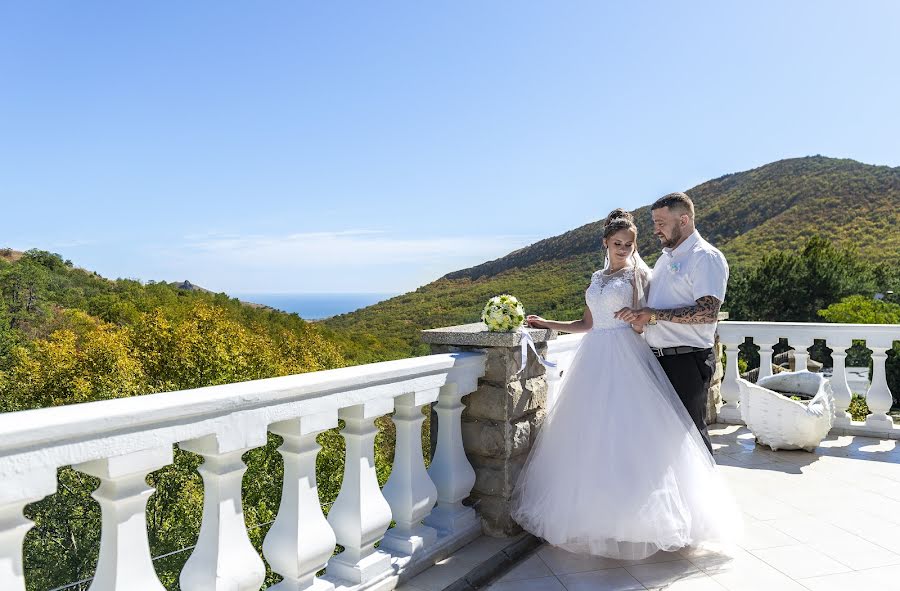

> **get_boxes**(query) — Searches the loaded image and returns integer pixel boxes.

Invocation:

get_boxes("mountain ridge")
[445,156,900,281]
[323,155,900,362]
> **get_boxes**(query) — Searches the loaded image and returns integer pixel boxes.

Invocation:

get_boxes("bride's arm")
[527,306,593,333]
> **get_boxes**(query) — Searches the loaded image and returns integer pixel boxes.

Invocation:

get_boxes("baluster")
[263,411,339,591]
[179,431,266,591]
[790,335,814,372]
[828,339,853,426]
[382,389,440,556]
[865,343,895,432]
[0,470,57,591]
[718,338,742,423]
[424,382,479,534]
[326,400,394,585]
[76,446,173,591]
[755,340,777,380]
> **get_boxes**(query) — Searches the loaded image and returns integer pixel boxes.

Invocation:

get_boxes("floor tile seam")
[800,524,900,566]
[787,543,862,573]
[534,548,554,572]
[706,556,812,591]
[752,519,805,547]
[747,543,855,580]
[555,568,650,591]
[853,485,900,506]
[793,570,886,591]
[828,561,900,575]
[493,546,546,584]
[833,506,900,538]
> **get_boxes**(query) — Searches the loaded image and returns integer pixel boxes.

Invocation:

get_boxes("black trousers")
[655,348,716,454]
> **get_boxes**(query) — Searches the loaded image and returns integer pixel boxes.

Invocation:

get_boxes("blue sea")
[231,293,396,320]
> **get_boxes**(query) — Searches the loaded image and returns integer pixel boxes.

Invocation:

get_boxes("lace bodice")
[586,267,643,330]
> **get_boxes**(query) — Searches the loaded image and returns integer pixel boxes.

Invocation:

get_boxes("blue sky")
[2,1,899,294]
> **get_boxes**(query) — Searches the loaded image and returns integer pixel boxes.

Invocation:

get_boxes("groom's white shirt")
[645,230,728,349]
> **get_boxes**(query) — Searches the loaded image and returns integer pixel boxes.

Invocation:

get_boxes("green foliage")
[23,468,102,591]
[724,236,889,322]
[848,394,871,422]
[0,253,351,590]
[819,295,900,406]
[1,317,145,412]
[819,295,900,324]
[688,157,900,269]
[440,156,900,283]
[0,258,51,336]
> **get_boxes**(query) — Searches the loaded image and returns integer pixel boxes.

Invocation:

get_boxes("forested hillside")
[0,248,353,590]
[324,156,900,363]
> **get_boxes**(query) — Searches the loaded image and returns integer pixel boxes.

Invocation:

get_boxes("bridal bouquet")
[481,294,526,332]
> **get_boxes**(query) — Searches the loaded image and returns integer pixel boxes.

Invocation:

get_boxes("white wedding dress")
[510,265,742,560]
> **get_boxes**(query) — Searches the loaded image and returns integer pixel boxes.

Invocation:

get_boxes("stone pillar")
[707,334,724,424]
[421,323,555,537]
[708,312,729,424]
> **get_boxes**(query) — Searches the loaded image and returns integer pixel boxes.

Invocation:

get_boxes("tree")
[725,236,880,322]
[0,310,146,412]
[819,296,900,405]
[819,295,900,324]
[0,260,50,334]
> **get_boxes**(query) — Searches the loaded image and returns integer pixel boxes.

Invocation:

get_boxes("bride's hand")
[526,315,548,329]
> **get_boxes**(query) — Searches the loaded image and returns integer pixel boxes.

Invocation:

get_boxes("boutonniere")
[668,262,681,274]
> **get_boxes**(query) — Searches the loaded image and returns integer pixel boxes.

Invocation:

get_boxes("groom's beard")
[658,227,683,248]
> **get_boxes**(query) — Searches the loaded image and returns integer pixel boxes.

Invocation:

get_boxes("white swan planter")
[737,371,834,452]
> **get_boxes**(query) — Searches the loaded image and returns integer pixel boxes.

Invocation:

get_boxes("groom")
[615,192,728,453]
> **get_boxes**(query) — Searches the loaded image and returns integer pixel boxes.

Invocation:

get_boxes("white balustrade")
[0,351,485,591]
[717,322,900,438]
[545,322,898,439]
[381,389,439,556]
[719,337,743,423]
[828,337,854,426]
[326,400,395,585]
[424,382,479,535]
[77,446,173,591]
[264,411,339,591]
[0,470,57,591]
[756,341,777,380]
[790,335,815,372]
[865,334,896,432]
[179,431,268,591]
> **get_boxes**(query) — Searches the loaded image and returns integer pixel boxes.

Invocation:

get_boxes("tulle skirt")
[510,326,742,560]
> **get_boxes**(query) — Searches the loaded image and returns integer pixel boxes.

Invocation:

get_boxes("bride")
[510,208,742,560]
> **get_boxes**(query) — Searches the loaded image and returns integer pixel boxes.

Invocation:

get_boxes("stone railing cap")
[421,322,557,347]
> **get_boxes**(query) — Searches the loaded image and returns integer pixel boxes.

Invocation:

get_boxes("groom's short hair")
[652,192,695,220]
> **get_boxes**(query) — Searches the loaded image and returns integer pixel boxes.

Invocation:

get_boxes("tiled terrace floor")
[405,423,900,591]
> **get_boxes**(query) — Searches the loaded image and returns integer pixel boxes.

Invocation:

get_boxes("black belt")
[651,346,709,357]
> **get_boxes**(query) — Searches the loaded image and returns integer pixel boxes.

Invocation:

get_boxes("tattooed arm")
[614,296,722,325]
[654,295,722,324]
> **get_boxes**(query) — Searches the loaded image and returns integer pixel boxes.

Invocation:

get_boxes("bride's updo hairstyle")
[603,208,637,240]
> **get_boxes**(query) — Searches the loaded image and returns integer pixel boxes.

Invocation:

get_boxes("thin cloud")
[179,230,540,268]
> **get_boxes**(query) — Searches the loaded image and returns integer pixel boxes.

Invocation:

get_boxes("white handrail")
[716,321,899,437]
[0,351,487,591]
[0,353,483,457]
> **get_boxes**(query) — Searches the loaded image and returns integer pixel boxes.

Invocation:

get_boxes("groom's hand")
[615,307,652,324]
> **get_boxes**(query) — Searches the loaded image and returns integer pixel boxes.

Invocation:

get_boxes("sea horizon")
[230,292,397,320]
